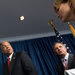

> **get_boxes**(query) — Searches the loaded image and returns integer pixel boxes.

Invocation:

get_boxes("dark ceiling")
[0,0,73,40]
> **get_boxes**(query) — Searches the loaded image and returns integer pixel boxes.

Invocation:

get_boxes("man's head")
[53,0,75,22]
[1,41,13,57]
[53,42,67,58]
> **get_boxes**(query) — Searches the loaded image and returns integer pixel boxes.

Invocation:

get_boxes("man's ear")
[68,0,72,8]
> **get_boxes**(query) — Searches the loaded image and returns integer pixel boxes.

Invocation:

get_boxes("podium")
[64,69,75,75]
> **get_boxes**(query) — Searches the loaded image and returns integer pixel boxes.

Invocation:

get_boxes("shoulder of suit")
[69,53,75,58]
[15,51,27,56]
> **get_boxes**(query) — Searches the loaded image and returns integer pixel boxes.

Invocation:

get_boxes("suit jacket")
[57,54,75,75]
[3,51,38,75]
[68,54,75,69]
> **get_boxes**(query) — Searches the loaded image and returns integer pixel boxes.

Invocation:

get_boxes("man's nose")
[58,48,61,51]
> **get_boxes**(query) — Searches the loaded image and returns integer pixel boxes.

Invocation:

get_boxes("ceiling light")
[19,16,24,21]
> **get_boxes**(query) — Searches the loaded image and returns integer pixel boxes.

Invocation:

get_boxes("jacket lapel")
[68,54,74,69]
[10,53,16,74]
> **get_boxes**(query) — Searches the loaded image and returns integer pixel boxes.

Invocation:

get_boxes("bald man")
[1,41,38,75]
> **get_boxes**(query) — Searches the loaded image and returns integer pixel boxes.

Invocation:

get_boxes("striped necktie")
[63,59,68,70]
[8,58,10,71]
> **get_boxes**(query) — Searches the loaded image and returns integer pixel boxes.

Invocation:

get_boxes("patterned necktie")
[8,58,10,71]
[63,59,68,70]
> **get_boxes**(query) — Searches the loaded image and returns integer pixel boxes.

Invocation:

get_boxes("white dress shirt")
[61,53,69,66]
[7,52,14,61]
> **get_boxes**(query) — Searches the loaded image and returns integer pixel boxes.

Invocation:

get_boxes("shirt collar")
[61,53,69,62]
[64,53,69,60]
[7,52,14,61]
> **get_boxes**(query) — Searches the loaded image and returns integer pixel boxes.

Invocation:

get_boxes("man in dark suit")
[53,42,75,75]
[1,41,38,75]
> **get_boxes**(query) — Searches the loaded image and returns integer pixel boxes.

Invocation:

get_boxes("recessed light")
[19,16,24,21]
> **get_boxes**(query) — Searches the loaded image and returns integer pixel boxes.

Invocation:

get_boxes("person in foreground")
[1,41,38,75]
[53,0,75,22]
[53,42,75,75]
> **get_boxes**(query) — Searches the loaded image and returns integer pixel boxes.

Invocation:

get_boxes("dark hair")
[53,42,66,50]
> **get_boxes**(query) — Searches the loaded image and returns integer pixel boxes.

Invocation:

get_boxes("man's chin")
[59,54,65,58]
